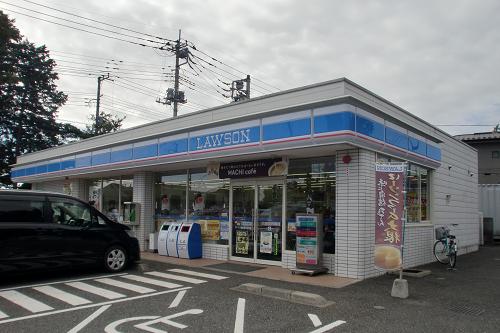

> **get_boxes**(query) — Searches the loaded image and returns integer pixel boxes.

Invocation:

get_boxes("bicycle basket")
[435,226,449,240]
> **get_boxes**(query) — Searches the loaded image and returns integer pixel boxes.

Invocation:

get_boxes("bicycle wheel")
[449,250,457,268]
[433,240,449,264]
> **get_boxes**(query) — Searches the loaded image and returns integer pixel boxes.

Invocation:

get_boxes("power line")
[0,1,166,46]
[0,7,165,49]
[187,41,281,92]
[18,0,174,43]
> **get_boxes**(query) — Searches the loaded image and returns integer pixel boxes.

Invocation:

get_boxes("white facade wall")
[32,180,65,193]
[132,172,155,251]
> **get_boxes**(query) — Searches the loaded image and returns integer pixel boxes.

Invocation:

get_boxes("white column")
[335,148,377,279]
[70,179,88,201]
[133,172,155,251]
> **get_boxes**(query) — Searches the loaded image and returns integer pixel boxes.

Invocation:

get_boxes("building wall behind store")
[430,134,479,254]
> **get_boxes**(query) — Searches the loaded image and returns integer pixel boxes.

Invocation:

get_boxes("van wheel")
[104,245,128,272]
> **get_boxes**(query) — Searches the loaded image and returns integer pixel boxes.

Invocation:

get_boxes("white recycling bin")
[166,222,183,257]
[157,222,172,256]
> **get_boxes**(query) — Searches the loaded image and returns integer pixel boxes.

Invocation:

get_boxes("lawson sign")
[189,126,260,152]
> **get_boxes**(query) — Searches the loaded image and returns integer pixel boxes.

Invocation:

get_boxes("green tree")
[0,11,125,187]
[82,112,125,138]
[0,11,77,186]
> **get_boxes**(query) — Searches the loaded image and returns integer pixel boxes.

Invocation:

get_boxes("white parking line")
[308,320,347,333]
[0,310,8,319]
[308,314,322,327]
[95,278,156,294]
[234,298,245,333]
[66,282,126,300]
[168,269,228,280]
[67,304,111,333]
[0,287,191,325]
[146,271,206,284]
[33,286,91,306]
[121,275,183,289]
[0,273,127,292]
[0,290,54,313]
[169,290,187,308]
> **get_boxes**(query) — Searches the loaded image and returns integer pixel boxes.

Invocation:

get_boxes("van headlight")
[125,230,136,238]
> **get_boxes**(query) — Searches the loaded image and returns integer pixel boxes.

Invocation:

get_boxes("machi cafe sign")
[374,163,406,270]
[216,158,288,179]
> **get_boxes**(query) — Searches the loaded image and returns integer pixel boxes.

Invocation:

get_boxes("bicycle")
[433,224,458,269]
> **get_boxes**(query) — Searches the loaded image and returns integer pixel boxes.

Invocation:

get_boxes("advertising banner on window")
[219,159,287,179]
[374,163,406,270]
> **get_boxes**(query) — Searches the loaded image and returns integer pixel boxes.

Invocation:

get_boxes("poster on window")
[220,220,229,240]
[199,220,221,240]
[235,230,249,254]
[374,163,406,270]
[260,231,273,254]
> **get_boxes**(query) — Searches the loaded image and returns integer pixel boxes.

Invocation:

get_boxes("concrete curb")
[231,283,334,308]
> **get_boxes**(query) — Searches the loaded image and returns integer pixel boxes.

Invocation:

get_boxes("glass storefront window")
[377,154,430,223]
[188,170,229,245]
[88,179,102,211]
[102,178,120,222]
[286,156,336,253]
[154,171,187,231]
[406,165,420,222]
[406,164,430,223]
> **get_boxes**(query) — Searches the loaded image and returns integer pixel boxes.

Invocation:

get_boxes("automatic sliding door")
[256,183,282,262]
[231,184,255,259]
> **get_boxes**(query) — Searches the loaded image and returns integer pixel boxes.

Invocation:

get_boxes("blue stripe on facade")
[37,165,48,174]
[11,109,444,178]
[92,152,110,166]
[262,118,311,141]
[189,126,260,152]
[110,149,133,163]
[75,156,91,168]
[159,138,188,156]
[409,137,426,156]
[356,115,385,141]
[25,166,37,176]
[61,160,76,170]
[314,111,355,134]
[47,163,60,173]
[385,127,409,150]
[426,144,441,161]
[133,144,158,159]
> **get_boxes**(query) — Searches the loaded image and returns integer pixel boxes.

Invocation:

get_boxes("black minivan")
[0,190,140,274]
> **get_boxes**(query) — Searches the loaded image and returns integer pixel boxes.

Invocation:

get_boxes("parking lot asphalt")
[0,245,499,332]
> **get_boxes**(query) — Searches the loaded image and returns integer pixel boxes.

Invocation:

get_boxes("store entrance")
[230,180,283,265]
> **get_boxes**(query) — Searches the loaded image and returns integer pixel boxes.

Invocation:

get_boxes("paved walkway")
[141,252,359,288]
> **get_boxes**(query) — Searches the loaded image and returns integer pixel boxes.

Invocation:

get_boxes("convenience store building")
[11,78,479,279]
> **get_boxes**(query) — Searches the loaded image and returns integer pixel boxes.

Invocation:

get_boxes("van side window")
[0,199,45,223]
[49,198,92,227]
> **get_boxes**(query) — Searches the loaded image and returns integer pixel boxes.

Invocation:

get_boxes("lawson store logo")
[190,126,260,152]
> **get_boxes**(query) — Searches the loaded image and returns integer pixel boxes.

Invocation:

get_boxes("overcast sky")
[2,0,499,135]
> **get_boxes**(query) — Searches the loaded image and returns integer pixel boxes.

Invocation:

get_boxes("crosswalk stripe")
[33,286,91,306]
[95,278,156,294]
[65,282,126,300]
[168,269,228,280]
[0,290,54,313]
[121,275,183,289]
[0,309,8,319]
[145,272,206,284]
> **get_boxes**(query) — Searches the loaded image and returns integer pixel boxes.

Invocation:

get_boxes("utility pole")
[173,30,181,117]
[95,73,110,135]
[230,75,251,102]
[158,29,187,117]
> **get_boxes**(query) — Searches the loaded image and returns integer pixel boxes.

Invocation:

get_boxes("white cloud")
[3,0,499,135]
